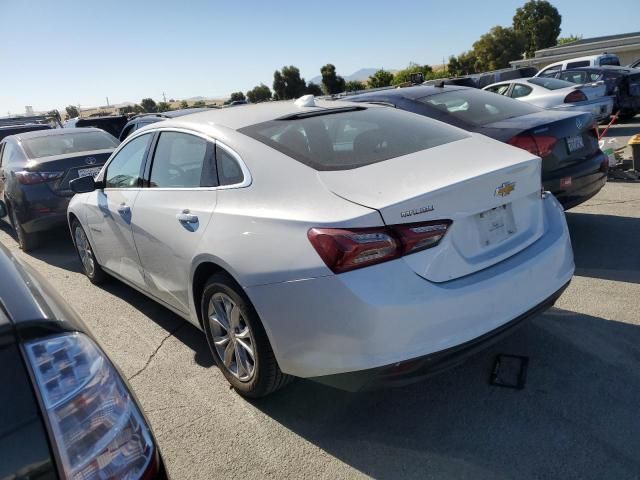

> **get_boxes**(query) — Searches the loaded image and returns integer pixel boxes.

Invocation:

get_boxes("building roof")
[511,31,640,68]
[543,32,640,50]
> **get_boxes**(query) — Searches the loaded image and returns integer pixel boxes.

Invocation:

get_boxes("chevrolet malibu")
[67,97,574,397]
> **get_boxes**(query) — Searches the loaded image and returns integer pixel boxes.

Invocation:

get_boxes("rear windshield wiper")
[277,106,367,120]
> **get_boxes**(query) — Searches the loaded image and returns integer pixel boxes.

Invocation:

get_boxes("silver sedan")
[67,97,573,397]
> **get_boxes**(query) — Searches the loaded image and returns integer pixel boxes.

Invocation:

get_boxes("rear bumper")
[313,280,569,391]
[543,149,608,210]
[246,195,574,379]
[552,97,614,122]
[11,187,71,233]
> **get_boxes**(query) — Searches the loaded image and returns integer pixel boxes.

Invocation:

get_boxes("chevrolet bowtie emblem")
[495,181,516,197]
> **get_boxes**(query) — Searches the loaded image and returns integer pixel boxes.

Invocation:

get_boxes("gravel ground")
[1,181,639,480]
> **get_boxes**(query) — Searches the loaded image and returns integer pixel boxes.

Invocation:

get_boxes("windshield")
[527,77,574,90]
[21,131,119,158]
[239,107,468,170]
[417,89,541,126]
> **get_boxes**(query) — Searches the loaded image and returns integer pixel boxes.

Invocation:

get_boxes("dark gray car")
[0,128,118,250]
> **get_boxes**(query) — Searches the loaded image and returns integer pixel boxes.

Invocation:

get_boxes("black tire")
[71,219,107,284]
[201,273,292,398]
[9,205,38,252]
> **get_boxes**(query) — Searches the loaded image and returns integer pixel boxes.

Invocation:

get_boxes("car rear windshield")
[21,131,119,158]
[238,107,468,170]
[417,89,541,126]
[527,77,574,90]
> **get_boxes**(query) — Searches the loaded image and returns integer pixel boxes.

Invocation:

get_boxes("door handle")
[176,209,198,224]
[117,203,130,215]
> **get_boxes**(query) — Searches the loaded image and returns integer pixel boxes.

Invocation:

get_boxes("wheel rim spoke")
[208,292,256,382]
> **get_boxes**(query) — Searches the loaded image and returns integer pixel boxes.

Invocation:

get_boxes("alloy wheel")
[208,292,256,382]
[74,226,95,277]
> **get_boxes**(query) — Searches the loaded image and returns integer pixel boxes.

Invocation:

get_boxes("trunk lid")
[318,134,544,282]
[487,110,598,173]
[27,149,113,196]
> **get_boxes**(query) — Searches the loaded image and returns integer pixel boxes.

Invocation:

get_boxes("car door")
[85,132,152,288]
[131,129,222,313]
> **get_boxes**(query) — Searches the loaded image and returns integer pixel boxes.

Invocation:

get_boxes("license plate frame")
[566,135,584,153]
[77,166,102,178]
[476,204,517,248]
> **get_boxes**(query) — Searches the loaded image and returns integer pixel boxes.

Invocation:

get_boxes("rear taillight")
[508,134,557,157]
[16,170,64,185]
[564,90,588,103]
[25,333,157,480]
[308,220,452,273]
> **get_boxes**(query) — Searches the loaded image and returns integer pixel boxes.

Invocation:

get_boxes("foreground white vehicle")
[484,77,614,122]
[67,97,574,397]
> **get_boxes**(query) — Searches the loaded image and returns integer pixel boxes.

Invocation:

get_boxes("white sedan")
[67,96,574,397]
[484,77,614,122]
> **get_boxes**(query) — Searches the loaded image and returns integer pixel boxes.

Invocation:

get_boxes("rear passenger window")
[510,84,532,98]
[486,84,510,95]
[216,145,244,186]
[149,132,216,188]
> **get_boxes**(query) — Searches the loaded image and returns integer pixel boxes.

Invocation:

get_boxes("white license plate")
[477,204,517,247]
[566,135,584,153]
[77,166,101,178]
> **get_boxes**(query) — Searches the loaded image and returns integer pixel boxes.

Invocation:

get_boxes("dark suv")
[119,108,211,140]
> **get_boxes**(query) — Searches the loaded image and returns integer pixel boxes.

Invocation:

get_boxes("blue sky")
[1,0,638,114]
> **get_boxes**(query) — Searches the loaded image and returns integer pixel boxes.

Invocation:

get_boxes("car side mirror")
[0,200,6,218]
[70,175,99,193]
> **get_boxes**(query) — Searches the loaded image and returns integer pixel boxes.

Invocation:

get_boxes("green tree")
[368,69,394,88]
[320,64,346,94]
[513,0,561,58]
[305,82,323,96]
[472,26,525,71]
[391,63,433,86]
[47,109,61,122]
[180,100,189,109]
[65,105,79,118]
[133,104,144,114]
[345,80,366,92]
[140,98,157,113]
[192,100,206,108]
[448,52,479,76]
[557,34,582,45]
[272,66,307,100]
[246,84,272,103]
[157,101,171,112]
[229,91,246,103]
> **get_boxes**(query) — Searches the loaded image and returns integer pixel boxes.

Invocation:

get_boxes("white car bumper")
[246,194,574,379]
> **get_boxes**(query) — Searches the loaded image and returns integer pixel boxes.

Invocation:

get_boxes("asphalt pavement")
[1,181,639,479]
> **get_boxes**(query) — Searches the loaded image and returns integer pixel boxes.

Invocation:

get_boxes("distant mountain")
[309,68,382,85]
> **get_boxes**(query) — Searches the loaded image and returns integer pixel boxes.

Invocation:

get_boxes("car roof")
[568,66,639,73]
[0,123,51,131]
[13,127,105,141]
[344,85,469,102]
[146,99,389,131]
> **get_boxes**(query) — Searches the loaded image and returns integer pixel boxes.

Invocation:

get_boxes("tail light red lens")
[508,134,557,157]
[564,90,587,103]
[16,170,63,185]
[308,220,452,273]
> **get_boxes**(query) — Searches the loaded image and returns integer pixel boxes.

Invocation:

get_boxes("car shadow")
[251,308,640,479]
[96,279,214,369]
[566,211,640,284]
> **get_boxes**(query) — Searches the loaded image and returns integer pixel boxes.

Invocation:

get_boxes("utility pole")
[106,96,110,107]
[162,91,167,103]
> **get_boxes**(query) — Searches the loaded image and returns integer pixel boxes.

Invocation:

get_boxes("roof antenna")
[294,95,316,108]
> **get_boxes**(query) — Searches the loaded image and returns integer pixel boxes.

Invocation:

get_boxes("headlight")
[25,333,157,480]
